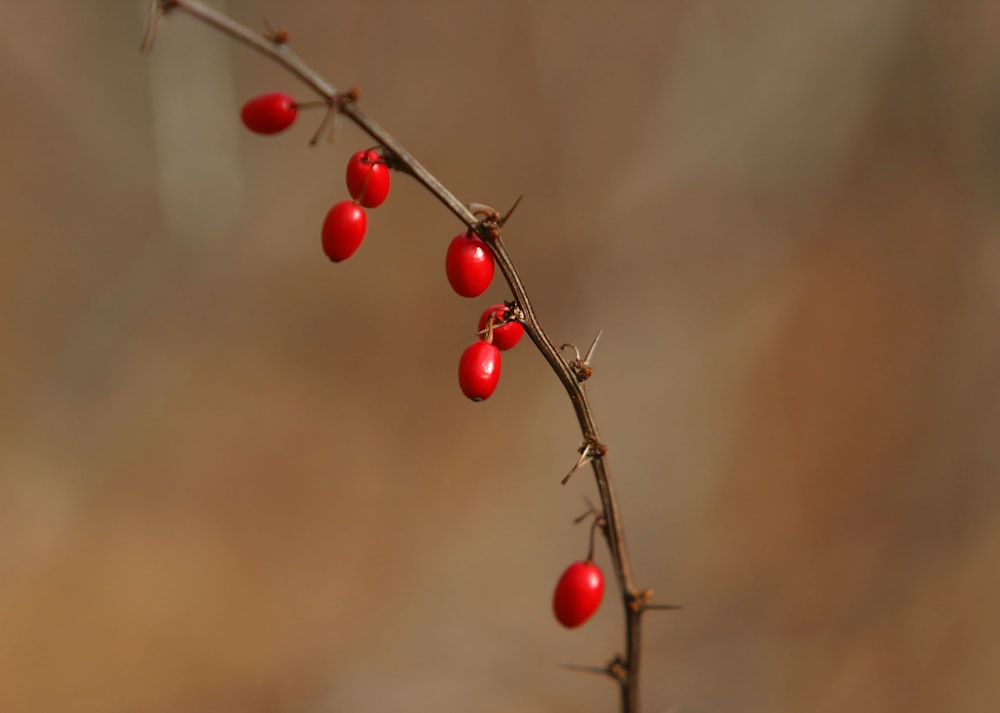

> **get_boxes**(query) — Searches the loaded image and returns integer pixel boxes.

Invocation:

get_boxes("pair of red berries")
[448,234,509,402]
[321,149,391,261]
[458,303,524,401]
[239,92,391,262]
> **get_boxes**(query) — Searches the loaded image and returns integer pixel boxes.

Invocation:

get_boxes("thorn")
[572,498,599,524]
[583,329,604,364]
[561,440,607,484]
[644,604,684,612]
[559,663,617,680]
[308,104,337,147]
[500,194,524,226]
[561,331,603,382]
[562,443,593,485]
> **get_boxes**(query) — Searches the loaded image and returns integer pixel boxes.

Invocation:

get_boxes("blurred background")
[1,0,998,711]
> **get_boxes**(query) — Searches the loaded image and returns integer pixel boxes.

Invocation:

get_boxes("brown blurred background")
[1,1,998,711]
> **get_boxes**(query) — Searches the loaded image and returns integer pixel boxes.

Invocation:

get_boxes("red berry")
[321,201,367,262]
[240,92,298,134]
[553,560,605,628]
[458,341,501,401]
[446,234,494,297]
[478,304,524,351]
[345,149,391,208]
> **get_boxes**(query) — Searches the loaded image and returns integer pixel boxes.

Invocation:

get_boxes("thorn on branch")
[560,329,603,382]
[572,497,599,524]
[560,658,624,682]
[500,194,523,226]
[562,438,607,485]
[308,105,337,146]
[305,88,361,147]
[629,588,683,613]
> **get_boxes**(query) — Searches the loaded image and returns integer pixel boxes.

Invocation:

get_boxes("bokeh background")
[2,1,998,711]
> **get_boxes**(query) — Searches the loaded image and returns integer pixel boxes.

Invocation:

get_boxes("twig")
[143,3,653,711]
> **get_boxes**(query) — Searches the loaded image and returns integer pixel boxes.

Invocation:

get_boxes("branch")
[143,3,651,711]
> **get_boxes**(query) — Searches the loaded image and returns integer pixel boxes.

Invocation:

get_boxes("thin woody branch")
[142,3,655,711]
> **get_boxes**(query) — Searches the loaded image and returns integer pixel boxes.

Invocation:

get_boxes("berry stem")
[293,99,329,110]
[144,3,649,712]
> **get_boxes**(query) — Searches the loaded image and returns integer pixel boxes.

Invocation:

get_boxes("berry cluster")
[456,302,524,402]
[239,92,391,262]
[322,148,391,261]
[240,90,602,629]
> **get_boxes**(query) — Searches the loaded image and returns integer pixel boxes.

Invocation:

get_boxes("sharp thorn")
[583,329,604,364]
[559,663,615,678]
[500,194,524,226]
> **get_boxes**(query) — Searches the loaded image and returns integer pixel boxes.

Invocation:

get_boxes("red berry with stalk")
[321,201,367,262]
[240,92,298,135]
[478,303,524,351]
[553,560,605,629]
[446,233,494,297]
[346,149,391,208]
[458,340,501,401]
[553,511,606,628]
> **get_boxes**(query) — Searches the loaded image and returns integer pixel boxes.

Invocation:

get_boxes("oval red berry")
[345,149,391,208]
[458,341,501,401]
[321,201,367,262]
[478,304,524,351]
[240,92,298,134]
[553,560,605,628]
[446,234,494,298]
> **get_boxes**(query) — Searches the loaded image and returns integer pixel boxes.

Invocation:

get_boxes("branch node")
[262,18,290,45]
[561,438,607,485]
[606,654,627,682]
[560,329,603,381]
[469,203,503,242]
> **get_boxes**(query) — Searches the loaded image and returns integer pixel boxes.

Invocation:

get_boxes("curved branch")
[144,2,649,711]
